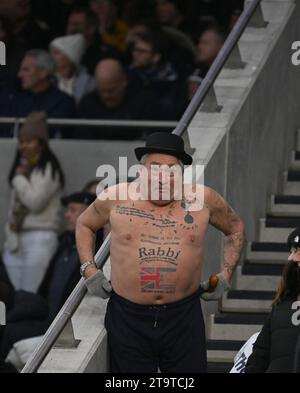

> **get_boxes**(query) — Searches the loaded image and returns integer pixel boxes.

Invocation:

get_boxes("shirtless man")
[76,132,245,373]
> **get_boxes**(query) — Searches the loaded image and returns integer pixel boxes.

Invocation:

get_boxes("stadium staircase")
[206,132,300,372]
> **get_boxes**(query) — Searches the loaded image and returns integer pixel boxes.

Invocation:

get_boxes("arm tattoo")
[223,232,244,275]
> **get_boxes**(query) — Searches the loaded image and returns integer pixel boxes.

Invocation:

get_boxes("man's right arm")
[76,197,111,279]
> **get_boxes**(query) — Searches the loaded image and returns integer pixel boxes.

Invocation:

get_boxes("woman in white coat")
[3,112,64,293]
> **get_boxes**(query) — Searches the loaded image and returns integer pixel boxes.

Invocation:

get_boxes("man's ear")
[38,68,49,82]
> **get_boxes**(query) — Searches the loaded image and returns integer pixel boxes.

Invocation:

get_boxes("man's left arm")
[201,187,245,300]
[207,187,245,282]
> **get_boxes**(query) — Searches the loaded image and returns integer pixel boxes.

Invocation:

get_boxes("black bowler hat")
[61,192,96,207]
[287,228,300,251]
[135,132,193,165]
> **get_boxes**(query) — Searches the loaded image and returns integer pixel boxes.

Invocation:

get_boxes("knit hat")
[19,112,48,142]
[50,34,86,67]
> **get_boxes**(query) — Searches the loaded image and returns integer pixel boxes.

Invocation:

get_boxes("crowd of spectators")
[0,0,244,139]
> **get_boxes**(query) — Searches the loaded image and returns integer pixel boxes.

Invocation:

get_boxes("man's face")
[90,0,115,18]
[156,0,178,25]
[96,75,127,108]
[197,30,223,65]
[65,202,88,232]
[18,56,48,91]
[288,247,300,267]
[141,153,183,206]
[67,12,87,35]
[132,39,156,68]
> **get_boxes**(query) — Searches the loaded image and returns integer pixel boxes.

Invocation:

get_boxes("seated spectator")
[129,31,187,120]
[66,6,121,75]
[155,0,187,33]
[2,112,64,294]
[126,18,196,79]
[90,0,129,53]
[193,25,227,79]
[0,50,75,138]
[76,58,159,139]
[50,34,96,104]
[0,192,95,365]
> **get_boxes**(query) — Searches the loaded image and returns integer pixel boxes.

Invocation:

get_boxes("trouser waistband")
[110,286,204,311]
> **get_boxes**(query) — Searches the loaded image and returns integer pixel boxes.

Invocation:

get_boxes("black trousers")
[105,287,207,373]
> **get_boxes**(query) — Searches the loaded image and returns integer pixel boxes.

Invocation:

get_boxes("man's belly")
[110,243,203,305]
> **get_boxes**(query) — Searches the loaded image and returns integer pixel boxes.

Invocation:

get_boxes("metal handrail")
[21,234,111,373]
[0,118,177,129]
[21,0,263,373]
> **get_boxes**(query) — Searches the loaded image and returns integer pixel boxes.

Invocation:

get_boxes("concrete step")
[283,171,300,195]
[289,151,300,170]
[242,260,284,276]
[268,194,300,217]
[220,290,274,313]
[246,241,289,264]
[206,313,266,341]
[207,339,243,364]
[232,265,281,291]
[207,362,233,372]
[259,217,300,242]
[207,349,236,364]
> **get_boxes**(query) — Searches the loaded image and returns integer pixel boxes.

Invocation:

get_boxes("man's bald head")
[95,59,128,108]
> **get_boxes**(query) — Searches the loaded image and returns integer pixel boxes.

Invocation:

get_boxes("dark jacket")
[128,63,187,121]
[38,232,80,303]
[0,85,75,138]
[245,300,300,373]
[76,84,159,139]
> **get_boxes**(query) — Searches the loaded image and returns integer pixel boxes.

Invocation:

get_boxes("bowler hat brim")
[135,147,193,166]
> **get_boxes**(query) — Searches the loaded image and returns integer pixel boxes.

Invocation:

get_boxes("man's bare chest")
[110,203,210,245]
